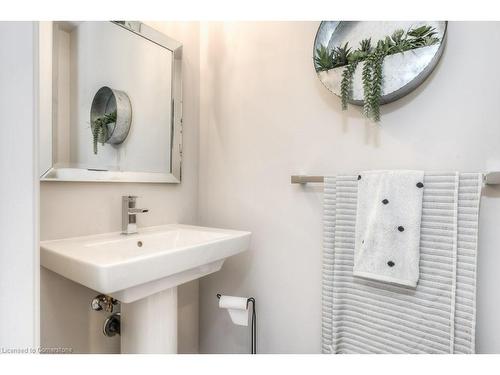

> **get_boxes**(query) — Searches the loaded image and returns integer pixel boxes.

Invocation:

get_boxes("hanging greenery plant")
[340,38,371,110]
[314,25,440,122]
[92,111,117,154]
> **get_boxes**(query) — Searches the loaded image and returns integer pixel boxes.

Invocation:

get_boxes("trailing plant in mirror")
[92,111,117,154]
[314,25,440,122]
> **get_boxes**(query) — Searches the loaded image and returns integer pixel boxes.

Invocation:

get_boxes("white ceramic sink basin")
[40,224,251,303]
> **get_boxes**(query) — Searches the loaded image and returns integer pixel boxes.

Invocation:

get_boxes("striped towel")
[322,172,482,354]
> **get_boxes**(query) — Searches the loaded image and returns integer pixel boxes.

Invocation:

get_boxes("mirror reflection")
[41,21,182,182]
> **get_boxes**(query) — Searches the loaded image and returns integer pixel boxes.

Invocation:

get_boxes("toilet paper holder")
[217,293,256,354]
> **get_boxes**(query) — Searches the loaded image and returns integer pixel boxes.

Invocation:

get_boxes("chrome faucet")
[122,196,149,234]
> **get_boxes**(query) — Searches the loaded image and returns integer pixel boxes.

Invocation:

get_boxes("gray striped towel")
[322,172,482,354]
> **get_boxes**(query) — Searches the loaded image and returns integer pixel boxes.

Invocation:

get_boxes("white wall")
[0,22,39,351]
[40,21,200,353]
[197,21,500,353]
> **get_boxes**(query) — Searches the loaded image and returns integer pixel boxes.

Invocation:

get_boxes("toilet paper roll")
[219,295,249,326]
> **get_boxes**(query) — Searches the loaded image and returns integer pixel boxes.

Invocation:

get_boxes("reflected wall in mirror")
[40,21,182,183]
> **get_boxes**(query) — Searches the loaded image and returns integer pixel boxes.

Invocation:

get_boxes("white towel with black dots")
[353,170,425,287]
[321,173,482,354]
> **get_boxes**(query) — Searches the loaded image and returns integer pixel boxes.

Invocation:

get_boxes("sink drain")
[137,241,143,247]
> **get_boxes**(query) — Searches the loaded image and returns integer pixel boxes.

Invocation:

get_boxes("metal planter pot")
[90,86,132,145]
[313,21,447,106]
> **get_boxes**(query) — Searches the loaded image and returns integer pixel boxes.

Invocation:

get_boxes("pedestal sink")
[40,224,251,353]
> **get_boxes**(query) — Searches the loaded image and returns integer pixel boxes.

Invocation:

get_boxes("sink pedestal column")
[120,287,177,353]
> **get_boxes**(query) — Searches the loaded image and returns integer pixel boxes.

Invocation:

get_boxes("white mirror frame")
[39,21,183,183]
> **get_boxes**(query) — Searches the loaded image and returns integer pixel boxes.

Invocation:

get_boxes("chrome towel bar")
[291,172,500,185]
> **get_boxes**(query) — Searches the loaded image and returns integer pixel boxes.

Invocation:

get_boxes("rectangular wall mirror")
[39,21,183,183]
